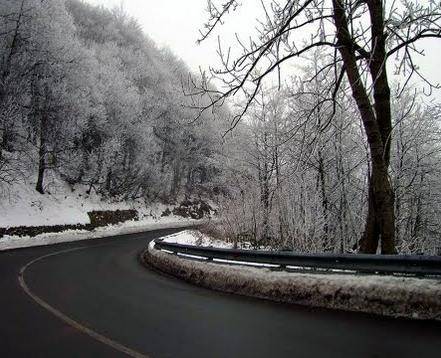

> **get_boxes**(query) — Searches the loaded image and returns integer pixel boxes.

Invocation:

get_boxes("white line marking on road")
[18,245,150,358]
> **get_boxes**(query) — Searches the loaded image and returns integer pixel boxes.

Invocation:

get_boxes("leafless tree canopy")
[1,0,441,255]
[191,0,441,254]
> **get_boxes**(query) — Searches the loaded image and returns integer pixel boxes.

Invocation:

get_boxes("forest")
[1,0,441,255]
[0,0,230,200]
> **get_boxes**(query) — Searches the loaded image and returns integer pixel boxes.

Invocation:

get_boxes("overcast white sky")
[87,0,264,72]
[87,0,441,100]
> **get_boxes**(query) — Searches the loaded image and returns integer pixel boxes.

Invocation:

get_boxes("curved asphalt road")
[1,228,440,358]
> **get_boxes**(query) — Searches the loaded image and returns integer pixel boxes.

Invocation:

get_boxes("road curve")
[1,228,440,358]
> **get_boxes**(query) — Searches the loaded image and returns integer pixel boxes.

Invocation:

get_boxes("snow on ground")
[0,217,199,251]
[160,231,279,267]
[145,244,441,320]
[162,230,234,249]
[0,173,168,227]
[0,172,207,251]
[160,230,271,251]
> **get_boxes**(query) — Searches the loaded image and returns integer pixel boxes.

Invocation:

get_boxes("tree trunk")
[332,0,396,254]
[274,133,285,246]
[358,144,396,254]
[359,175,380,253]
[36,112,47,194]
[35,81,49,195]
[186,167,194,194]
[35,147,45,194]
[105,169,112,193]
[317,148,329,250]
[170,160,181,201]
[258,131,270,242]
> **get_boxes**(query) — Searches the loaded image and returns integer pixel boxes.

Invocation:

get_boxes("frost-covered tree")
[217,77,441,254]
[195,0,441,254]
[390,90,441,254]
[0,0,229,206]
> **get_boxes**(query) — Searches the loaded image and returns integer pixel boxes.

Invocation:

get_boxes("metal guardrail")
[153,240,441,277]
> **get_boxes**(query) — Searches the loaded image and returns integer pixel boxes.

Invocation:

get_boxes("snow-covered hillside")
[0,174,209,251]
[0,173,168,228]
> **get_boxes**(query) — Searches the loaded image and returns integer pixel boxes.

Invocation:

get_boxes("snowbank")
[161,229,270,251]
[0,217,199,251]
[162,230,234,248]
[0,174,168,227]
[144,235,441,320]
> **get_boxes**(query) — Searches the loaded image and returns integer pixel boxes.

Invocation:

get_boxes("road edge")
[142,243,441,321]
[17,242,155,358]
[1,220,201,252]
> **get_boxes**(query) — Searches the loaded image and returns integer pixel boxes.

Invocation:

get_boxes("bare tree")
[193,0,441,254]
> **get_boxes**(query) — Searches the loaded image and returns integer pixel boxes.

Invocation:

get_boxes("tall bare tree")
[194,0,441,254]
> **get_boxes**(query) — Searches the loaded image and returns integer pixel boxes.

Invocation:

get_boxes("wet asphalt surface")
[1,228,440,357]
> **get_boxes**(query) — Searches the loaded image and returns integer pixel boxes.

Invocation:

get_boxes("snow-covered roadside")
[161,229,271,251]
[145,232,441,320]
[0,217,200,251]
[0,175,170,227]
[162,230,234,248]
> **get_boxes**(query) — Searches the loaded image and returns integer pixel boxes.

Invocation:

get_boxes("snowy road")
[1,229,440,357]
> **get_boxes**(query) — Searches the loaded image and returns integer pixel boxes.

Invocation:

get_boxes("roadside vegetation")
[0,0,228,205]
[194,0,441,255]
[1,0,441,255]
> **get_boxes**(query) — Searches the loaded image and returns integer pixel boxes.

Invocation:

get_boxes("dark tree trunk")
[36,112,47,194]
[366,0,396,254]
[35,80,50,195]
[170,161,181,201]
[35,149,45,194]
[332,0,396,254]
[359,167,396,254]
[257,131,270,242]
[317,147,329,250]
[261,172,270,240]
[105,169,112,193]
[274,135,285,245]
[186,168,194,194]
[199,166,208,184]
